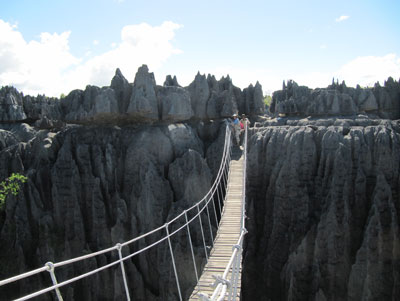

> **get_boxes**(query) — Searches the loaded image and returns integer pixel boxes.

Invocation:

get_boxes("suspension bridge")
[0,121,248,301]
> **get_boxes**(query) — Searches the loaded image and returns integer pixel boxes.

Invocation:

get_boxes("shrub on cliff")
[0,173,27,210]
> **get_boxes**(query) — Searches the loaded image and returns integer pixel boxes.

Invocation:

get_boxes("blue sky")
[1,0,399,96]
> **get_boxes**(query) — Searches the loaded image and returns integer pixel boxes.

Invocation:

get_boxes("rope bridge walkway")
[0,122,248,301]
[189,145,246,300]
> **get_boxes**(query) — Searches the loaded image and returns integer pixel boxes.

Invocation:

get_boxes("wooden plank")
[189,150,244,300]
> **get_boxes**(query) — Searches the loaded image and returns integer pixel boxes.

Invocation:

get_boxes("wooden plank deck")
[189,147,244,300]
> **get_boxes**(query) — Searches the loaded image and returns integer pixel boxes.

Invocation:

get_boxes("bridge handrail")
[0,122,233,301]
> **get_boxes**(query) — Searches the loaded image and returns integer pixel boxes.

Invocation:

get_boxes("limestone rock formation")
[127,65,159,122]
[164,75,180,87]
[188,72,264,119]
[242,81,264,115]
[0,66,265,125]
[23,94,63,121]
[166,123,204,158]
[270,78,400,119]
[242,119,400,300]
[168,149,212,206]
[61,85,119,122]
[110,68,132,113]
[0,120,225,300]
[188,72,210,119]
[159,86,193,122]
[0,86,27,121]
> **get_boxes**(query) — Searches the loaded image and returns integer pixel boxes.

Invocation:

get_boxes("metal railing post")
[205,198,214,246]
[211,194,219,228]
[185,211,199,282]
[45,262,63,301]
[216,182,223,217]
[197,203,209,261]
[116,243,131,301]
[166,224,183,301]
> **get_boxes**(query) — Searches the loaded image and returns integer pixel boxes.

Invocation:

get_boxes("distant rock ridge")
[0,65,265,125]
[270,77,400,119]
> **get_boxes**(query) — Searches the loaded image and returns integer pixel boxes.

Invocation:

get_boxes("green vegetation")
[264,95,272,107]
[60,93,66,99]
[0,173,28,210]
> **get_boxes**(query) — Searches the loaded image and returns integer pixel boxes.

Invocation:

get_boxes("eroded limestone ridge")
[0,120,228,300]
[242,118,400,300]
[0,65,265,125]
[270,77,400,119]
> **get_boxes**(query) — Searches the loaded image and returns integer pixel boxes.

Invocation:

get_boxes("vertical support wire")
[116,244,131,301]
[185,210,199,283]
[225,146,231,186]
[205,196,214,246]
[227,141,232,180]
[45,262,63,301]
[216,180,223,218]
[166,224,183,301]
[222,162,229,201]
[211,191,219,229]
[197,203,208,261]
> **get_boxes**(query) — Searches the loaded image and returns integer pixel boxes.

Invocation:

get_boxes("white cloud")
[320,44,327,49]
[0,19,81,96]
[0,19,182,96]
[93,40,99,45]
[283,54,400,90]
[335,15,349,22]
[335,53,400,87]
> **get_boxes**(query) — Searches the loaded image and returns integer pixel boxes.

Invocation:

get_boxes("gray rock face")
[127,65,159,122]
[0,123,37,142]
[0,86,27,121]
[270,78,400,119]
[61,86,118,122]
[166,123,204,157]
[0,129,18,151]
[159,86,193,122]
[168,149,212,206]
[110,68,132,113]
[164,75,180,87]
[0,121,225,300]
[164,149,214,300]
[242,120,400,300]
[242,81,264,115]
[188,72,210,119]
[94,87,119,116]
[217,76,240,118]
[1,66,265,125]
[206,121,229,178]
[187,72,264,119]
[23,94,63,121]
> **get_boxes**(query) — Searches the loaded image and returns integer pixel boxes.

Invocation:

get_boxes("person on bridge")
[231,113,241,145]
